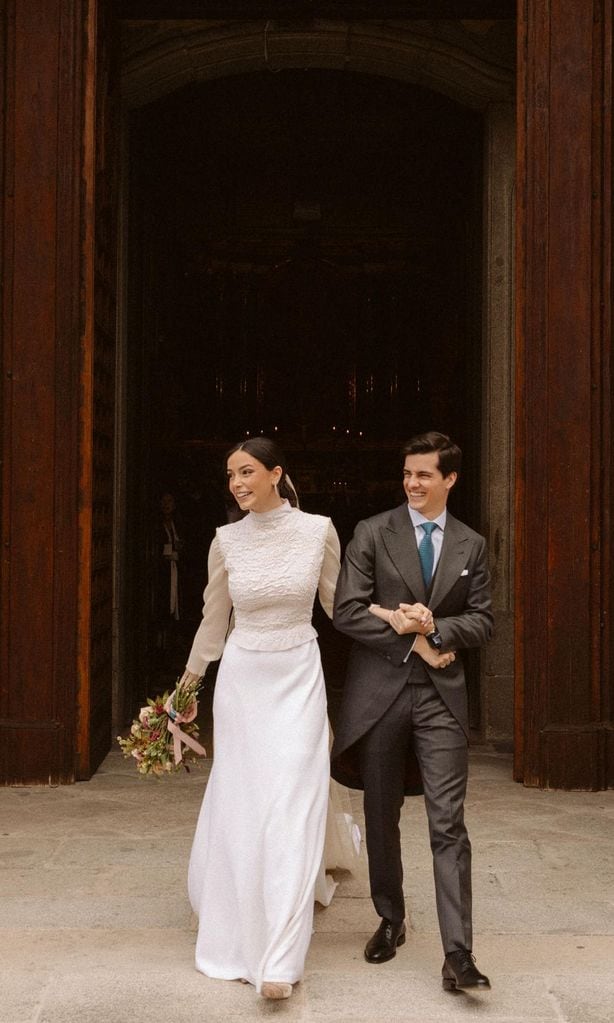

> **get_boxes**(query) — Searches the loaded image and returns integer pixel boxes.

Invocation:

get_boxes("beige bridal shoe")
[261,981,293,1000]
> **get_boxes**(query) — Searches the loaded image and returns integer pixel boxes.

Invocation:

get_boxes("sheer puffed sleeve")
[317,520,341,620]
[185,536,233,676]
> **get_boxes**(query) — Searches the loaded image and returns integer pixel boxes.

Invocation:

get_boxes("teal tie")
[418,522,438,587]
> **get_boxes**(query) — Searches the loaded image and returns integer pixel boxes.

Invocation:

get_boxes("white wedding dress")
[184,501,358,993]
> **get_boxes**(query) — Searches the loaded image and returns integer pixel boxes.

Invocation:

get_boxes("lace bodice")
[185,502,341,676]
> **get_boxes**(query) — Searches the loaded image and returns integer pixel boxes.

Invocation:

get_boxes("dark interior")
[124,69,483,721]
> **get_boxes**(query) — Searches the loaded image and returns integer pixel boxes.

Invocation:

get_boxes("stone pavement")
[1,748,613,1023]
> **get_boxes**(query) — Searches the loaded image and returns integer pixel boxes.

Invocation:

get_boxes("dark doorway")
[122,69,483,724]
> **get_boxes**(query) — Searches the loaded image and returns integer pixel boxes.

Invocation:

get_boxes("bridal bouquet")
[117,676,206,776]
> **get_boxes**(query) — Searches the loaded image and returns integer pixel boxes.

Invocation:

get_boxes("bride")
[178,436,356,1001]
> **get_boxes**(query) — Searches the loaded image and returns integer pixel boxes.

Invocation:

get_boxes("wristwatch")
[426,623,443,650]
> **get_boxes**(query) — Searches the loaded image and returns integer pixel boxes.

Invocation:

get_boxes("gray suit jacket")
[331,503,493,792]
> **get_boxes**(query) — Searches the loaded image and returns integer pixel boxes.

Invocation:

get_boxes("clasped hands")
[388,602,433,636]
[369,602,456,669]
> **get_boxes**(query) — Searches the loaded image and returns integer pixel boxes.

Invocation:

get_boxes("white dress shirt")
[408,506,447,577]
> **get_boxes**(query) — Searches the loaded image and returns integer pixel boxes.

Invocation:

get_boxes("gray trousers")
[358,675,472,954]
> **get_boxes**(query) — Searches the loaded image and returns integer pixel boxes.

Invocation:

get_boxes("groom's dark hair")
[401,432,462,479]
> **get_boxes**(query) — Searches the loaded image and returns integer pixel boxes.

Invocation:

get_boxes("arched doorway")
[114,20,515,746]
[4,3,611,788]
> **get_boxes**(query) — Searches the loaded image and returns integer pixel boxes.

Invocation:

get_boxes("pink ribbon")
[164,696,207,766]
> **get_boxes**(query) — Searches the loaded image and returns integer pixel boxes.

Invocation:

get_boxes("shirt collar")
[408,505,447,531]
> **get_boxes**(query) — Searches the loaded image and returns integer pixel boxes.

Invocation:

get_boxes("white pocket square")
[461,569,469,576]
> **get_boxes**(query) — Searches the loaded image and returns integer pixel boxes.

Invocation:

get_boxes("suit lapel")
[429,513,470,609]
[381,504,426,603]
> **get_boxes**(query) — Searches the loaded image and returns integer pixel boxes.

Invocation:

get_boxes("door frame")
[113,18,516,746]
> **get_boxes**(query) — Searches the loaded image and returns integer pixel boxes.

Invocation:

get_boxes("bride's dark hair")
[225,437,299,508]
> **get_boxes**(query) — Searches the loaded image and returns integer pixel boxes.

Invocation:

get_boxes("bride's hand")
[177,669,202,687]
[389,608,427,635]
[397,602,433,634]
[413,634,456,669]
[369,603,434,637]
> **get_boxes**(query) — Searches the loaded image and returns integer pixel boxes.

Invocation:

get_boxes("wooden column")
[0,0,96,783]
[79,0,117,779]
[515,0,613,788]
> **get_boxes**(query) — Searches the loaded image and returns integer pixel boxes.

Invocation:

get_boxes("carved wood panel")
[515,0,613,789]
[1,0,85,783]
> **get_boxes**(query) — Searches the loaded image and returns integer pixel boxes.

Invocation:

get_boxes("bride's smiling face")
[226,450,283,514]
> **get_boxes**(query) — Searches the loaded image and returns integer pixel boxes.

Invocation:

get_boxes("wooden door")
[1,0,88,783]
[0,0,118,783]
[515,0,614,788]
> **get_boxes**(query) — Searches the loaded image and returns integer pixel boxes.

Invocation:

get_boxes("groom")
[331,432,493,991]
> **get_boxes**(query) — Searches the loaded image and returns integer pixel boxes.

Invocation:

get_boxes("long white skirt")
[188,636,330,992]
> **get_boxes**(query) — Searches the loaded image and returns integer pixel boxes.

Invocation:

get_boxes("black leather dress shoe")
[442,950,491,991]
[364,919,406,963]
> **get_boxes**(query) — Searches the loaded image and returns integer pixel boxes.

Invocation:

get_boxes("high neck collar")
[248,499,293,524]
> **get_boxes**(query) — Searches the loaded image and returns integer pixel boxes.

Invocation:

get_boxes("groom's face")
[403,452,457,520]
